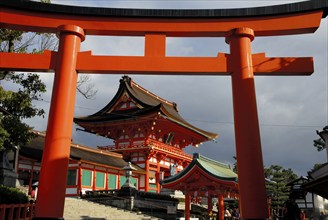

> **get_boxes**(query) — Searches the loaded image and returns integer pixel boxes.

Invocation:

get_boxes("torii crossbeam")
[1,0,327,219]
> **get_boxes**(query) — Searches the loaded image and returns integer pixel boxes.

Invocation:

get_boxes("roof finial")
[120,75,132,86]
[173,102,178,112]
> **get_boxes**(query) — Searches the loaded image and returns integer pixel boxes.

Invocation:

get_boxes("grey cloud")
[25,0,327,177]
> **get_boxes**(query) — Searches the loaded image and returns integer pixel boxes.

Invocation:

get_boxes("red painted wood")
[35,25,84,218]
[0,4,325,220]
[227,27,268,219]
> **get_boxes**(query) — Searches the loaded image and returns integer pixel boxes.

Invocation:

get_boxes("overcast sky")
[21,0,328,176]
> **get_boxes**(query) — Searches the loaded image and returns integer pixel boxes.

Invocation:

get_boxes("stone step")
[64,197,159,220]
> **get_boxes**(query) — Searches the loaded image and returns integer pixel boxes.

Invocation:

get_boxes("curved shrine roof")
[74,76,218,141]
[160,153,238,193]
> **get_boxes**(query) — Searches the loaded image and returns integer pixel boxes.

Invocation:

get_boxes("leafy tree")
[232,156,237,173]
[265,165,297,212]
[313,138,325,151]
[310,163,324,172]
[0,28,48,151]
[233,157,298,213]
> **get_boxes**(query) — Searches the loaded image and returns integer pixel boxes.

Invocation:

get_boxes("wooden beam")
[0,50,56,72]
[0,6,323,37]
[0,51,313,76]
[251,53,313,75]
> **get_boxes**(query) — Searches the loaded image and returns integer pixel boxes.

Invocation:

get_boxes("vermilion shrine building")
[161,153,238,220]
[74,76,218,193]
[17,131,146,197]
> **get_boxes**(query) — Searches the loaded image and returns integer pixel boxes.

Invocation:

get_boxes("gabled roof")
[303,163,328,199]
[74,76,218,142]
[19,131,145,173]
[286,176,308,187]
[160,153,238,194]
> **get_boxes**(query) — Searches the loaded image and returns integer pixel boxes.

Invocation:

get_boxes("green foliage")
[0,28,48,151]
[0,74,45,151]
[313,138,325,151]
[0,117,10,148]
[0,185,29,204]
[265,165,297,211]
[0,29,24,53]
[0,30,58,56]
[233,157,298,211]
[232,156,238,173]
[312,163,324,171]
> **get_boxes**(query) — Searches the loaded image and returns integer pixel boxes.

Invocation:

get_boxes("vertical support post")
[326,140,328,162]
[105,172,109,191]
[218,194,224,220]
[238,195,242,217]
[29,162,34,195]
[267,197,272,219]
[34,25,85,219]
[208,196,213,216]
[156,158,161,193]
[226,27,268,219]
[145,156,150,191]
[185,192,191,220]
[145,33,166,57]
[93,167,96,191]
[78,166,82,195]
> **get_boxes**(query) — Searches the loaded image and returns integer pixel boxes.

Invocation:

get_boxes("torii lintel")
[0,0,326,36]
[0,51,314,76]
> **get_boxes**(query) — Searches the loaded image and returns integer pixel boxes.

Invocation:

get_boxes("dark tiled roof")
[19,135,44,160]
[303,163,328,199]
[20,131,145,173]
[74,76,218,141]
[2,0,327,18]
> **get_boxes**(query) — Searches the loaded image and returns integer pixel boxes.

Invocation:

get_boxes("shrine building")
[161,153,238,219]
[74,76,218,192]
[17,131,146,197]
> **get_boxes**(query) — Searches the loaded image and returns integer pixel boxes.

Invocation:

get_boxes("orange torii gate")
[1,0,327,219]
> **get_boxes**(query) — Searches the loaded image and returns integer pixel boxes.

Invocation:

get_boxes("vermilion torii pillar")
[0,0,327,219]
[226,27,268,218]
[35,25,85,218]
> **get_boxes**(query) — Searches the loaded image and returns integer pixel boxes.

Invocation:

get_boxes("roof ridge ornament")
[127,76,176,106]
[173,102,178,112]
[121,75,132,87]
[193,153,200,159]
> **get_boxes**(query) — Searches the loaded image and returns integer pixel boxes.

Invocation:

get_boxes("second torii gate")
[0,0,327,219]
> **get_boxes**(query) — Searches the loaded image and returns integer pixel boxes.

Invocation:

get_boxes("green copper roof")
[195,154,238,180]
[161,153,238,186]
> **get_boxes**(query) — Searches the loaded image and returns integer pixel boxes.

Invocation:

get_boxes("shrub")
[0,185,28,204]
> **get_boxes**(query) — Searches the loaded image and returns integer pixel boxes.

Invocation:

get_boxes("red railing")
[146,139,192,160]
[99,139,192,160]
[0,203,35,220]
